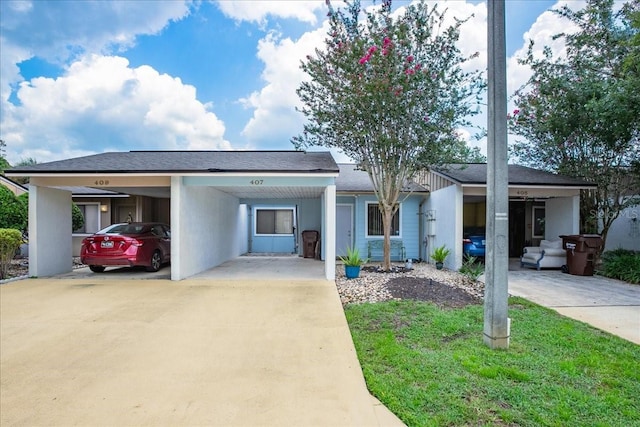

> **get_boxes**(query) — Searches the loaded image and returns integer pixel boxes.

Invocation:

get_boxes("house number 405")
[250,179,264,185]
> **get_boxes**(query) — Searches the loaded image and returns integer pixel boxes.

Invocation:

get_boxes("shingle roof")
[7,151,339,174]
[434,164,595,187]
[336,164,428,193]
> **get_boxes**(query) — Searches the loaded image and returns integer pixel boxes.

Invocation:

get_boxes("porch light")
[100,204,109,212]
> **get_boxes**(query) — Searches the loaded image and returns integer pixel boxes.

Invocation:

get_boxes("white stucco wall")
[171,178,241,280]
[545,196,580,241]
[324,184,336,280]
[29,185,73,277]
[237,204,249,254]
[424,184,463,269]
[603,204,640,251]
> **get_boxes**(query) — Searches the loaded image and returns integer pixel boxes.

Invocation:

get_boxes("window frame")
[73,202,102,235]
[532,206,546,238]
[365,201,402,238]
[253,206,296,237]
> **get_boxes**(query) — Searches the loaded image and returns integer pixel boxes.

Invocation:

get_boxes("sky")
[0,0,587,166]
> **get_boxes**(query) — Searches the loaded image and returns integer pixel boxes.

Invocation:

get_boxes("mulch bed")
[385,276,482,308]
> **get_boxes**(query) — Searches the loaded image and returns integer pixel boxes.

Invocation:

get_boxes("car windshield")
[97,224,148,235]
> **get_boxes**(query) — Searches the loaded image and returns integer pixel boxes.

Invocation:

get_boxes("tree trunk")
[381,203,394,271]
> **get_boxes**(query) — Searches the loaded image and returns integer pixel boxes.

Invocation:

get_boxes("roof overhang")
[22,171,339,200]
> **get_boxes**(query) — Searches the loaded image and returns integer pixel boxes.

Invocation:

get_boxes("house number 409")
[250,179,264,185]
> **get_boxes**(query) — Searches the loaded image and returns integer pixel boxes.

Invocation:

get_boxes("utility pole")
[484,0,510,349]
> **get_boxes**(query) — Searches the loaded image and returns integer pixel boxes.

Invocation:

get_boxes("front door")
[336,204,353,257]
[509,201,526,257]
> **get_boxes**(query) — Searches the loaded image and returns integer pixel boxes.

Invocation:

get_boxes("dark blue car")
[463,234,486,258]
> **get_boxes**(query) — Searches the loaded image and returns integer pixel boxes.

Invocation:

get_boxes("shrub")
[6,191,85,233]
[598,249,640,284]
[72,203,84,232]
[0,228,23,279]
[0,186,27,231]
[459,256,485,281]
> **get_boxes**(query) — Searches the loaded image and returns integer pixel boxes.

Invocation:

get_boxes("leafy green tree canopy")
[509,0,640,246]
[293,0,485,269]
[0,185,27,231]
[0,139,9,173]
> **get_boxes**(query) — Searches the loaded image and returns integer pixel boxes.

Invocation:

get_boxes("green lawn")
[345,298,640,426]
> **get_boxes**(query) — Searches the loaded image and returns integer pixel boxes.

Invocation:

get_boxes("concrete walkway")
[507,268,640,344]
[0,277,404,426]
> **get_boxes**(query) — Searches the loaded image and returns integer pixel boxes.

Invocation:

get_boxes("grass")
[345,298,640,426]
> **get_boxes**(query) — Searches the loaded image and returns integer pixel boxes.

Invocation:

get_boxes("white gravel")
[335,261,484,305]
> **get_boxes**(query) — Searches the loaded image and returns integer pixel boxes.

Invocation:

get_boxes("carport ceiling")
[106,185,325,199]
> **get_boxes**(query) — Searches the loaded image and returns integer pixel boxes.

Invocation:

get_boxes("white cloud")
[507,1,582,97]
[0,0,193,105]
[215,0,324,25]
[239,1,489,149]
[2,55,230,164]
[239,25,329,146]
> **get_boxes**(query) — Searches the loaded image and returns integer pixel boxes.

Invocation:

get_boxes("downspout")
[419,198,424,261]
[294,204,299,255]
[247,205,252,253]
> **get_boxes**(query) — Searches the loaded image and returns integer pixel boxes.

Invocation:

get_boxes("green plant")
[0,228,23,279]
[0,186,27,231]
[430,245,451,263]
[72,203,84,232]
[598,249,640,284]
[293,0,485,271]
[459,256,485,280]
[339,246,367,267]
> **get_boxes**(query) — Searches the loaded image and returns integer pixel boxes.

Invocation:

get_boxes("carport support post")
[484,0,510,349]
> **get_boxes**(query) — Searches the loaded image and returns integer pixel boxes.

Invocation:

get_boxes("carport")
[420,164,596,269]
[7,151,339,281]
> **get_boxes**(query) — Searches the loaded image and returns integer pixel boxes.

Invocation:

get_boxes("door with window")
[251,206,297,253]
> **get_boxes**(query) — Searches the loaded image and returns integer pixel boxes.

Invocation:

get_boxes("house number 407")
[250,179,264,185]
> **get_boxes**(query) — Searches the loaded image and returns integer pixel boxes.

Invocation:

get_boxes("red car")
[80,222,171,273]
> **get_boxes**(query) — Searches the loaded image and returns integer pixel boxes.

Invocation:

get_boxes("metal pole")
[484,0,510,349]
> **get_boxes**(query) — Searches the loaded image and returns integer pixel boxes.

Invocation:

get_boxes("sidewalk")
[506,268,640,344]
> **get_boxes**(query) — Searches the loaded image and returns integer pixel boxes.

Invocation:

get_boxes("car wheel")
[147,250,162,272]
[89,265,105,273]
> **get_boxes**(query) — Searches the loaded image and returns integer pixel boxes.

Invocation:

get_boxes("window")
[74,203,100,234]
[366,202,400,237]
[533,206,545,238]
[255,208,294,235]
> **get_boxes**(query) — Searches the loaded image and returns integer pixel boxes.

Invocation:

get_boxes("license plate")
[481,240,486,246]
[101,241,114,248]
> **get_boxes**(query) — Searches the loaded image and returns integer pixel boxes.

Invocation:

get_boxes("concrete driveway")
[0,277,402,426]
[507,268,640,344]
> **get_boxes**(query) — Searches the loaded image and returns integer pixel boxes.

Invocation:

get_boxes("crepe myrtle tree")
[509,0,640,248]
[293,0,485,270]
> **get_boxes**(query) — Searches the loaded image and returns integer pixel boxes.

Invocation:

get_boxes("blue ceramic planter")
[344,265,361,279]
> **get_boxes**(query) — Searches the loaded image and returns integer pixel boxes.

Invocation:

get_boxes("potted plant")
[431,245,450,270]
[339,246,367,279]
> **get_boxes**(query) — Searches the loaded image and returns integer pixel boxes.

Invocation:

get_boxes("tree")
[0,139,10,173]
[293,0,485,270]
[13,158,38,185]
[0,186,27,231]
[509,0,640,248]
[72,203,85,232]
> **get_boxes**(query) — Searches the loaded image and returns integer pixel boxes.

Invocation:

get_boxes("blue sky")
[1,0,582,165]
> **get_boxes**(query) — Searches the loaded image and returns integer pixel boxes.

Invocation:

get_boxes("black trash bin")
[560,234,603,276]
[302,230,319,259]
